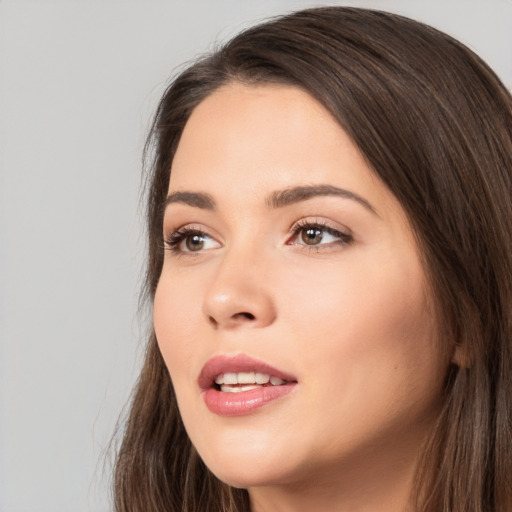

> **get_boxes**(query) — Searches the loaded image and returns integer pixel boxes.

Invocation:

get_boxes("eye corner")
[163,224,222,256]
[287,218,354,250]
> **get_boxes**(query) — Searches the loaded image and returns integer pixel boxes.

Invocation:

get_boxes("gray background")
[1,1,511,511]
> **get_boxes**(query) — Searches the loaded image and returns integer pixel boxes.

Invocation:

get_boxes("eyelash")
[163,220,353,255]
[163,226,209,254]
[288,219,353,250]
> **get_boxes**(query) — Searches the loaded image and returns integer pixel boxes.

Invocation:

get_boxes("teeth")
[255,372,270,384]
[220,384,260,393]
[237,371,255,384]
[223,372,237,385]
[214,372,283,387]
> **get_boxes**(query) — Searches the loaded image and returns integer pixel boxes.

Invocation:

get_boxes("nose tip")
[203,280,276,330]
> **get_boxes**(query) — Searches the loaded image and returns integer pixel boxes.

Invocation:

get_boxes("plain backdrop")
[0,1,511,511]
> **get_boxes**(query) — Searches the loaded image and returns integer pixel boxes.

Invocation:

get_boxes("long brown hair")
[114,7,512,511]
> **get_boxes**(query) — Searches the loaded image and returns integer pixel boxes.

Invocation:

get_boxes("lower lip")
[203,384,296,416]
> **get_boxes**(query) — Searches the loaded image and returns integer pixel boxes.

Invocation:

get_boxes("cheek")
[153,274,200,382]
[279,252,442,400]
[281,251,428,333]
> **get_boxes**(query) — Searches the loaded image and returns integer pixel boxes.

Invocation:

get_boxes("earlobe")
[450,342,471,369]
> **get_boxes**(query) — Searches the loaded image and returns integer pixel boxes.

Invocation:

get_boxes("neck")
[248,435,423,512]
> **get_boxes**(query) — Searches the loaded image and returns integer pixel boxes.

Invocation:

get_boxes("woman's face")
[154,83,451,494]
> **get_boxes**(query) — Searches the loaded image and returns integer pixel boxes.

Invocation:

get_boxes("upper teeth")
[214,372,285,386]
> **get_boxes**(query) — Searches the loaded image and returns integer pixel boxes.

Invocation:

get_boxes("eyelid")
[163,223,222,255]
[163,217,353,256]
[286,217,353,247]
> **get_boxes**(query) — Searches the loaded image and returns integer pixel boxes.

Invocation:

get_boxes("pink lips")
[199,354,297,416]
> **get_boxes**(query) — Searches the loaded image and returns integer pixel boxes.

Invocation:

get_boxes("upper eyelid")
[163,225,222,255]
[163,217,353,246]
[288,217,352,236]
[164,222,217,237]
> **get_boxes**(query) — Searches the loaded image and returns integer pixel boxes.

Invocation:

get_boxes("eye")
[164,227,221,254]
[300,226,328,245]
[288,220,352,248]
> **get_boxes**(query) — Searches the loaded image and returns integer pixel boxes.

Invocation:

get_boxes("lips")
[199,354,297,416]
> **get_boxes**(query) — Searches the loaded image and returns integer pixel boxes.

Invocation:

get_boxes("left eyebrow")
[164,191,216,210]
[266,184,378,215]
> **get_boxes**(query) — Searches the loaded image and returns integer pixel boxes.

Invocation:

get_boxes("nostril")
[237,312,255,320]
[207,312,255,327]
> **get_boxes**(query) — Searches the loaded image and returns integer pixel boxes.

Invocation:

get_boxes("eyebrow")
[267,184,377,214]
[165,191,216,210]
[164,184,377,215]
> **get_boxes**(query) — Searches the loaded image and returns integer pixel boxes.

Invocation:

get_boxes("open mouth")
[199,355,298,416]
[214,372,289,393]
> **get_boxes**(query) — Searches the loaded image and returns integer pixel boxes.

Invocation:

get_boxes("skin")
[153,83,454,512]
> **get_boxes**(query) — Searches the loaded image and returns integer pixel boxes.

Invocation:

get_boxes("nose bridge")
[202,237,276,329]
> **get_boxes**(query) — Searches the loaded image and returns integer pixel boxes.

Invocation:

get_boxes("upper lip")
[198,354,298,390]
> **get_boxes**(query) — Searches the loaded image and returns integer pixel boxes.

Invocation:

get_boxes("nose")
[202,248,277,330]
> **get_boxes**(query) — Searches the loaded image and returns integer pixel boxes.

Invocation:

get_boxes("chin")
[207,461,292,489]
[196,439,309,490]
[210,469,261,489]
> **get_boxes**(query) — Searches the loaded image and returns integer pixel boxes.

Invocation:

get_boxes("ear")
[450,341,471,369]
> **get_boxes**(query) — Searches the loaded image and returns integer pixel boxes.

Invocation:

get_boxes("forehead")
[171,83,344,180]
[168,82,397,219]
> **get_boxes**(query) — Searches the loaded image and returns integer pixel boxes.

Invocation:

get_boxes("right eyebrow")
[266,184,377,215]
[164,191,216,210]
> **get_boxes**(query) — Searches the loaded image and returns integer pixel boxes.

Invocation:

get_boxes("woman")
[114,7,512,512]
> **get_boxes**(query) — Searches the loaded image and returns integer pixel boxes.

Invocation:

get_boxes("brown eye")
[165,227,221,254]
[289,222,353,249]
[185,234,205,251]
[301,227,323,245]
